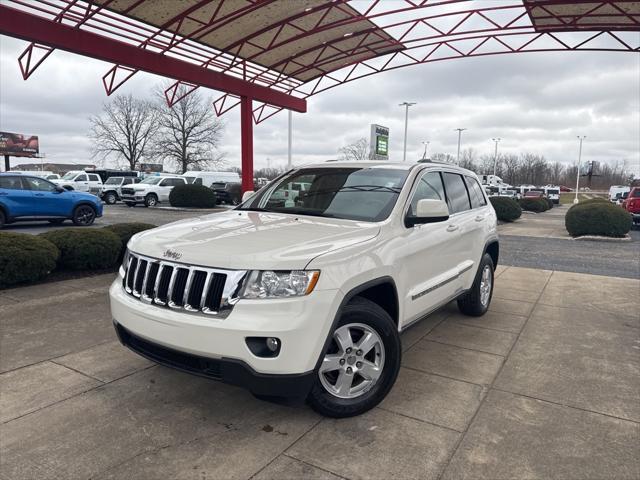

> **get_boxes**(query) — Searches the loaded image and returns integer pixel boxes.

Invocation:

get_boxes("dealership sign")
[0,131,39,157]
[370,124,389,160]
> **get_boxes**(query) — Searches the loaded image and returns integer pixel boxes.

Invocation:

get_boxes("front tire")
[457,253,494,317]
[72,205,96,226]
[308,297,401,418]
[104,192,117,204]
[144,194,158,207]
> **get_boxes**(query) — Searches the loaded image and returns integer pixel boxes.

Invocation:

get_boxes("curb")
[572,234,632,243]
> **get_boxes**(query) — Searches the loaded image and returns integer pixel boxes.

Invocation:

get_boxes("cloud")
[1,34,638,175]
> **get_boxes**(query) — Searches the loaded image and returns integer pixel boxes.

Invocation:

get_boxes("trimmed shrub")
[545,198,554,210]
[40,229,122,270]
[169,184,217,208]
[0,232,59,287]
[565,202,631,237]
[104,223,156,260]
[489,197,522,222]
[519,198,548,213]
[578,197,608,206]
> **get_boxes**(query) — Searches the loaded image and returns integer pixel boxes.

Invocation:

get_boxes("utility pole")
[455,128,466,163]
[421,141,430,160]
[492,138,501,177]
[399,102,416,161]
[287,110,292,169]
[574,136,586,204]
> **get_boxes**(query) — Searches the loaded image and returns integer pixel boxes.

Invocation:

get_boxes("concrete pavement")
[1,266,638,479]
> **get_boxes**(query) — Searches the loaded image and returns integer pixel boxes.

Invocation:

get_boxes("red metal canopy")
[0,0,638,190]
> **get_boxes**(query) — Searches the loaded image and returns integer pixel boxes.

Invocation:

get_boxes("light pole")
[421,141,430,160]
[492,138,501,177]
[400,102,416,161]
[287,110,292,169]
[455,128,466,163]
[574,136,586,204]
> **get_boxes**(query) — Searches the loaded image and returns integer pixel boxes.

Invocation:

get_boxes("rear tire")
[144,194,158,207]
[72,205,96,226]
[307,297,401,418]
[457,253,494,317]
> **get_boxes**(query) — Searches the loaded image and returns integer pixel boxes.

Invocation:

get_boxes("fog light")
[266,337,279,352]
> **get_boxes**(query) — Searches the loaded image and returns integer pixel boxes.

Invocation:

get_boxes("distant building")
[12,163,96,175]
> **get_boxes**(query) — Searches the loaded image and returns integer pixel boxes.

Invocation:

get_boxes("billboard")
[0,132,39,157]
[370,124,389,160]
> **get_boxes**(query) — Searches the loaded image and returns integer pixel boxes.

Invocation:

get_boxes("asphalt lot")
[1,266,638,479]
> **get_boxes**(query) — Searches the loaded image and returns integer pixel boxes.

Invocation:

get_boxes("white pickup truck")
[120,175,187,207]
[52,171,103,195]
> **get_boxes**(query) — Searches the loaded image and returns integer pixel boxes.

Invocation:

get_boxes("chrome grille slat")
[121,252,246,318]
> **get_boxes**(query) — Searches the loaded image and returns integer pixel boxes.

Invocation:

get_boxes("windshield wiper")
[236,207,269,212]
[302,185,401,198]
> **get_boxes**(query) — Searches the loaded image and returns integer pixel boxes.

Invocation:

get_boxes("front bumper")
[114,322,315,398]
[109,277,340,380]
[121,194,144,203]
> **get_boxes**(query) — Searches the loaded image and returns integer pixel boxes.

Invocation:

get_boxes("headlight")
[240,270,320,299]
[119,249,130,277]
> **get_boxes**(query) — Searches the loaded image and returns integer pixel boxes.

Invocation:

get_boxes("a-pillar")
[240,96,254,193]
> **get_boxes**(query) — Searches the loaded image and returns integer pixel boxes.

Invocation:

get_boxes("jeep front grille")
[122,252,246,317]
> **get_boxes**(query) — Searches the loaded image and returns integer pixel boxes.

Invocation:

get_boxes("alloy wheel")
[75,206,95,225]
[479,265,492,307]
[319,323,385,399]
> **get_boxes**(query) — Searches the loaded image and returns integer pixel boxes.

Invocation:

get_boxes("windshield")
[239,167,409,222]
[184,176,195,184]
[140,177,162,185]
[61,172,78,180]
[105,177,122,185]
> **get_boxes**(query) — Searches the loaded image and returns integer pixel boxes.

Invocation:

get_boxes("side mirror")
[55,186,65,193]
[405,199,449,227]
[241,191,255,203]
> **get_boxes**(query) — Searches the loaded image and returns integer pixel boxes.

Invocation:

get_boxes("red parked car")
[523,190,546,199]
[622,187,640,227]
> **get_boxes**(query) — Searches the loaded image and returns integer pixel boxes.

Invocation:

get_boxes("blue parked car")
[0,173,103,228]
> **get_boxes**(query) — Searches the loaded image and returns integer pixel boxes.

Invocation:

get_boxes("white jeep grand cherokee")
[110,161,498,417]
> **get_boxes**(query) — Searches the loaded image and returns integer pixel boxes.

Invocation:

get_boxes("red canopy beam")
[0,4,306,113]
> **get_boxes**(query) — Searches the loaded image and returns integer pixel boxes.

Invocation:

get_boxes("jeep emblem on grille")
[163,249,182,260]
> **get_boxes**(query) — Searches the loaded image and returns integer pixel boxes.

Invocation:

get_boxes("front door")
[397,170,465,325]
[23,176,75,217]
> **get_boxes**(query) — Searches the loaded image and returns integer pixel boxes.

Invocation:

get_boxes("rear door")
[0,176,32,218]
[87,174,102,195]
[441,171,476,291]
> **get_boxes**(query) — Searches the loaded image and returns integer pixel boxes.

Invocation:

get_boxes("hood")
[128,210,380,270]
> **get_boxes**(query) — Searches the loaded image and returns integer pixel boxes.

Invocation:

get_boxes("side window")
[75,174,88,182]
[194,178,203,186]
[442,172,471,214]
[89,174,100,182]
[408,171,446,216]
[24,177,56,192]
[159,179,170,187]
[465,176,487,209]
[123,178,132,185]
[0,176,24,190]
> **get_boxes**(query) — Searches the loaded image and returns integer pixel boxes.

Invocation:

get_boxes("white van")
[609,185,630,203]
[182,171,240,188]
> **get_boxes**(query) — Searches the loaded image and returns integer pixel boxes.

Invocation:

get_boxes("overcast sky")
[1,32,639,175]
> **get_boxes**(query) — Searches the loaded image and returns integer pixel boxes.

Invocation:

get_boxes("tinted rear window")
[442,172,471,214]
[465,176,487,209]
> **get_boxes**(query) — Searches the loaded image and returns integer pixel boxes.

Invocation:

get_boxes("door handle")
[475,215,485,222]
[35,193,45,197]
[446,224,459,232]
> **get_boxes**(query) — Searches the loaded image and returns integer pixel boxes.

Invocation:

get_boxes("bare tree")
[89,94,158,170]
[153,85,225,173]
[338,137,370,161]
[458,148,478,171]
[430,152,456,163]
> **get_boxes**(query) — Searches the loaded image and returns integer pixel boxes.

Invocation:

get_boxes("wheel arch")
[484,240,499,268]
[313,276,399,373]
